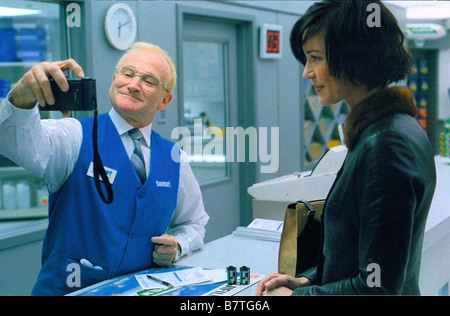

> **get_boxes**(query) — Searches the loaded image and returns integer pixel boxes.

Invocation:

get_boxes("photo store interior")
[0,0,449,296]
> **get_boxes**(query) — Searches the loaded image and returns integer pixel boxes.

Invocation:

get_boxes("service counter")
[0,156,449,295]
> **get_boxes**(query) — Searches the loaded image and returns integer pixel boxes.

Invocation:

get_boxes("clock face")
[105,3,137,50]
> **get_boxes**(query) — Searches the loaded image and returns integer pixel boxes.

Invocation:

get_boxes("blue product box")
[16,27,47,62]
[0,78,10,99]
[0,28,17,61]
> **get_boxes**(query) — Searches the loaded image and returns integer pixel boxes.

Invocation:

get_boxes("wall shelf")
[0,167,48,221]
[0,207,47,221]
[408,50,439,155]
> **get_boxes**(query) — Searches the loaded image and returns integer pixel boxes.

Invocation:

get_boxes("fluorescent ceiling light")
[386,1,450,20]
[0,6,42,17]
[407,6,450,20]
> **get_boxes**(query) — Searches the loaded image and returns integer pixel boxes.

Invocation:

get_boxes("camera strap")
[92,109,114,204]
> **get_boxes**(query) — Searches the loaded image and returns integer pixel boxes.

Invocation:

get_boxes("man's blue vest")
[31,114,180,295]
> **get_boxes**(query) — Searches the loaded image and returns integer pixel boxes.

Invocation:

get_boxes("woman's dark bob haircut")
[290,0,413,91]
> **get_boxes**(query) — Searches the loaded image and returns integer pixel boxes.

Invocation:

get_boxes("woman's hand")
[255,272,311,296]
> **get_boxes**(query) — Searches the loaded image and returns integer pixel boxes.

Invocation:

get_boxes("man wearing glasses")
[0,42,209,295]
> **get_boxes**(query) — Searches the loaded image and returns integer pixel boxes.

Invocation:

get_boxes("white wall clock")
[104,3,137,50]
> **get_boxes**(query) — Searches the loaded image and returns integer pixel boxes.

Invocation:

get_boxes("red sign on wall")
[260,24,282,59]
[266,30,280,53]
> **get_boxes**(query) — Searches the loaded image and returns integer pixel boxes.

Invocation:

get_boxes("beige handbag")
[278,200,324,277]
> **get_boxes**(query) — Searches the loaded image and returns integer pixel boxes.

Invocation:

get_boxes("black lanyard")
[92,109,114,204]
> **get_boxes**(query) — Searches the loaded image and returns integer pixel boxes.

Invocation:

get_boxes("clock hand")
[118,21,122,38]
[117,20,130,38]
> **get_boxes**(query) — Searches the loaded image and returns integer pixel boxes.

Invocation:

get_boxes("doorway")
[177,7,255,241]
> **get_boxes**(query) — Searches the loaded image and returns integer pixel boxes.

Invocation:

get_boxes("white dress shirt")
[0,95,209,259]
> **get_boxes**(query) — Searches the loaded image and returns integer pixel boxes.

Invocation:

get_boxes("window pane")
[182,41,227,184]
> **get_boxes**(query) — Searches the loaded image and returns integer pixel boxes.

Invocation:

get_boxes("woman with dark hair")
[256,0,436,296]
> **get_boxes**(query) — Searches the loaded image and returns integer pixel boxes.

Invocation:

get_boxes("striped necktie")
[128,128,146,185]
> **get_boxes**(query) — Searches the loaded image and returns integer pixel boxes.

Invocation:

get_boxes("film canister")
[226,266,237,285]
[240,266,250,285]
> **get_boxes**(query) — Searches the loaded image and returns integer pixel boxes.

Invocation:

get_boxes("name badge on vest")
[87,162,117,184]
[156,180,171,188]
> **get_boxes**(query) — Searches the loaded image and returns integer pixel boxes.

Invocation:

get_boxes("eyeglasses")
[115,65,170,92]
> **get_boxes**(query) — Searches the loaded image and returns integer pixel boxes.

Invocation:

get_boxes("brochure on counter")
[232,218,283,242]
[70,266,263,296]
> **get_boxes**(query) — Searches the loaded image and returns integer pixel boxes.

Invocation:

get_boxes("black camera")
[39,77,97,111]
